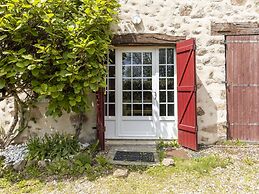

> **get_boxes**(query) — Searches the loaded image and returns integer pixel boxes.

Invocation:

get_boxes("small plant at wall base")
[0,0,120,146]
[156,140,180,151]
[0,134,112,181]
[27,134,80,161]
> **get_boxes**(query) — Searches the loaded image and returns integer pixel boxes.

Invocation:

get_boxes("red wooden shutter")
[176,38,198,150]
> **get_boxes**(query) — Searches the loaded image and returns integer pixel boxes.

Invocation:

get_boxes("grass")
[0,153,258,193]
[0,178,44,194]
[218,139,247,146]
[148,155,231,176]
[243,157,257,166]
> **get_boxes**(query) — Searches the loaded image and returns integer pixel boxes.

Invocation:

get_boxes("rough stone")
[220,90,226,99]
[113,169,129,178]
[197,49,207,56]
[13,160,27,171]
[26,159,37,167]
[231,0,247,6]
[38,160,47,168]
[162,158,175,166]
[201,125,217,133]
[79,142,90,150]
[191,8,205,18]
[30,107,43,120]
[179,5,192,16]
[197,107,205,116]
[166,150,190,159]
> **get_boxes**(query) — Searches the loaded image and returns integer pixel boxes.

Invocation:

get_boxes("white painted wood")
[105,47,177,139]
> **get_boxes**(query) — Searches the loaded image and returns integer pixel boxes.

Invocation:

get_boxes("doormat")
[113,151,155,162]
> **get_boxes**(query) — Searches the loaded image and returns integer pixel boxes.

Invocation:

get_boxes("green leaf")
[86,40,96,47]
[28,64,36,70]
[3,51,11,55]
[57,84,65,91]
[32,69,39,76]
[31,80,39,86]
[0,35,7,41]
[18,48,26,54]
[86,48,95,55]
[15,24,23,31]
[83,81,89,87]
[41,84,48,92]
[6,71,16,78]
[0,79,6,89]
[52,92,59,98]
[16,62,25,68]
[75,96,81,102]
[22,54,33,60]
[0,71,7,76]
[69,100,76,106]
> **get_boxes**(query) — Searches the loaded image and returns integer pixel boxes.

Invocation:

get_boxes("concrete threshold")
[106,139,157,146]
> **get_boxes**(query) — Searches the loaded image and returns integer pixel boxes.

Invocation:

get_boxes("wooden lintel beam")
[211,22,259,36]
[111,33,186,46]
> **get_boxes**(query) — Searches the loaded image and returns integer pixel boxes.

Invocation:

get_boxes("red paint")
[176,38,198,150]
[96,88,105,150]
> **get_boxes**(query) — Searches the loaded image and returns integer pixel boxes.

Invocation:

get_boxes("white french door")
[117,48,157,137]
[105,47,177,139]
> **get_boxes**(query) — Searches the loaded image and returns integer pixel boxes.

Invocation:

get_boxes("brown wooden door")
[227,35,259,141]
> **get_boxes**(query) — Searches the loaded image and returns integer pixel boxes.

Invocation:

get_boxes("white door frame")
[105,46,178,139]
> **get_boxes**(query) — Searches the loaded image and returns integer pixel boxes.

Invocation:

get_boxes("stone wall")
[1,0,258,145]
[113,0,259,144]
[0,94,97,144]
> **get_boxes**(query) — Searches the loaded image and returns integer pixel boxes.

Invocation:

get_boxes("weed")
[158,150,166,162]
[220,139,247,146]
[74,152,92,166]
[156,140,179,162]
[173,155,231,174]
[243,157,256,166]
[147,154,232,176]
[95,155,108,167]
[27,133,80,161]
[24,163,41,178]
[156,140,180,150]
[126,165,148,172]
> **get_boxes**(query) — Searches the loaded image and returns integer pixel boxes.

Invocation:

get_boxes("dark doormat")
[113,151,155,162]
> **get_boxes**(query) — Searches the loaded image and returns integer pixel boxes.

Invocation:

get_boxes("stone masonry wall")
[113,0,259,144]
[1,0,258,145]
[0,94,97,144]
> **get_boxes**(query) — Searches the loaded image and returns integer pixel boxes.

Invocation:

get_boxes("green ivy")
[0,0,119,117]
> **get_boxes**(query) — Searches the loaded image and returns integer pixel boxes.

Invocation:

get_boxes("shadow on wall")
[15,94,97,144]
[196,76,226,144]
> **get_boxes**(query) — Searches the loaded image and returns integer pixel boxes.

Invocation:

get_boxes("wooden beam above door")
[111,33,186,46]
[211,22,259,35]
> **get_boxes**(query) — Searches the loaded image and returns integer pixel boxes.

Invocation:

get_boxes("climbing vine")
[0,0,119,146]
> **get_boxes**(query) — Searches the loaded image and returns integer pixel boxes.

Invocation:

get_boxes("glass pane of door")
[159,48,175,116]
[122,52,152,116]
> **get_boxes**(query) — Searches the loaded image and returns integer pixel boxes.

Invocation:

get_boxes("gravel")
[0,144,28,165]
[1,144,259,193]
[44,144,259,194]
